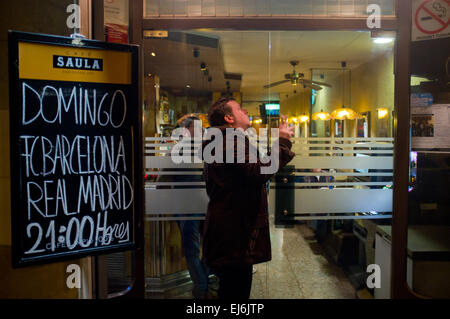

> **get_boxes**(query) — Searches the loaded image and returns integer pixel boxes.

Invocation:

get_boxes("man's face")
[227,100,250,130]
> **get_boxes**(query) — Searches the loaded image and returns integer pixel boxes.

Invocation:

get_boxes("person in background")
[202,97,295,299]
[178,116,213,299]
[160,116,213,299]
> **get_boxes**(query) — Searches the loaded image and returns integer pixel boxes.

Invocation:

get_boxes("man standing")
[202,97,295,299]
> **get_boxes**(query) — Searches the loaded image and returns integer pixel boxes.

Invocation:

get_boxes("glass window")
[143,29,396,298]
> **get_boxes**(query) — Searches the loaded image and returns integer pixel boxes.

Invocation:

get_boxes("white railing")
[145,136,393,221]
[145,137,206,221]
[270,137,393,220]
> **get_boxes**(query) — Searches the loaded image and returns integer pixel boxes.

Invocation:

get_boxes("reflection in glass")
[406,34,450,298]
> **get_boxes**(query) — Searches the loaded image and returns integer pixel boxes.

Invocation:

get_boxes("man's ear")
[224,114,234,125]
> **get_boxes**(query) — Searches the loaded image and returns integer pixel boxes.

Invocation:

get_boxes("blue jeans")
[177,220,209,298]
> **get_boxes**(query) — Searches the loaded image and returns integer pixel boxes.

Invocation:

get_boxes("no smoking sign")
[413,0,450,41]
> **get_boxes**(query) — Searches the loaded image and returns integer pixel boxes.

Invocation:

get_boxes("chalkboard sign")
[8,31,141,267]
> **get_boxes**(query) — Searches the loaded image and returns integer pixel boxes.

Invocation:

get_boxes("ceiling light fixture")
[299,114,309,123]
[371,30,396,44]
[330,61,357,120]
[373,37,394,44]
[151,52,156,57]
[312,110,331,121]
[200,62,207,71]
[377,108,389,119]
[331,108,357,120]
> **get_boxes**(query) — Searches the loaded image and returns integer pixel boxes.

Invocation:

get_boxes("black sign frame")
[8,31,142,268]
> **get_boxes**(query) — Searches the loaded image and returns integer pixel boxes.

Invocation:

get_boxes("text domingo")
[19,82,134,256]
[22,82,127,128]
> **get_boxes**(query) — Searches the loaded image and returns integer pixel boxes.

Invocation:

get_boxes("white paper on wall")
[411,104,450,149]
[104,0,129,26]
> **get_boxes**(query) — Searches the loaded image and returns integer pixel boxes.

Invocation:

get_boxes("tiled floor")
[166,221,357,299]
[249,223,356,299]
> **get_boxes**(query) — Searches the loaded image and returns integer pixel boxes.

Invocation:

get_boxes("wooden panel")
[79,0,92,39]
[0,246,79,298]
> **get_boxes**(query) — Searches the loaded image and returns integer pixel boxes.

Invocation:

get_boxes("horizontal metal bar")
[294,150,393,154]
[292,143,393,148]
[145,143,174,148]
[291,215,392,220]
[146,150,200,154]
[282,182,392,186]
[146,182,205,186]
[146,149,393,155]
[145,137,394,142]
[145,143,202,147]
[145,150,172,154]
[290,172,393,177]
[144,171,203,175]
[145,217,205,221]
[145,211,206,215]
[292,137,394,141]
[145,137,179,141]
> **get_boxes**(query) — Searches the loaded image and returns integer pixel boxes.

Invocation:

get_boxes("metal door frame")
[132,0,417,299]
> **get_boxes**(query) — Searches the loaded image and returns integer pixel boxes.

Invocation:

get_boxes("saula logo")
[53,55,103,71]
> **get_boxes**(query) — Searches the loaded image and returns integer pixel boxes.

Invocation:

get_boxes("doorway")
[142,29,396,298]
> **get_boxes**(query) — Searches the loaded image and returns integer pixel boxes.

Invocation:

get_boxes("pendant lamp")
[331,107,357,120]
[299,114,310,123]
[331,61,357,120]
[312,109,331,121]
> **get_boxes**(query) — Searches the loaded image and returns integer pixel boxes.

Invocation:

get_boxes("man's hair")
[180,116,200,129]
[208,97,235,127]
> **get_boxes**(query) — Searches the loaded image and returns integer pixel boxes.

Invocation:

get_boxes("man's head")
[208,97,250,130]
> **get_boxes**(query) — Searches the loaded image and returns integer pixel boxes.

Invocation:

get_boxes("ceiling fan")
[263,61,332,90]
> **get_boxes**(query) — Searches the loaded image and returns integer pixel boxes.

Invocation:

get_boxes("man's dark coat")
[202,127,295,268]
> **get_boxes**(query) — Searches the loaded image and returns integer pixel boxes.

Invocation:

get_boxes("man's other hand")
[279,115,295,140]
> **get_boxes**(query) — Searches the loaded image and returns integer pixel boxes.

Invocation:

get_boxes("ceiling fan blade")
[300,80,323,91]
[302,79,332,88]
[310,84,323,91]
[263,79,291,89]
[284,73,293,79]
